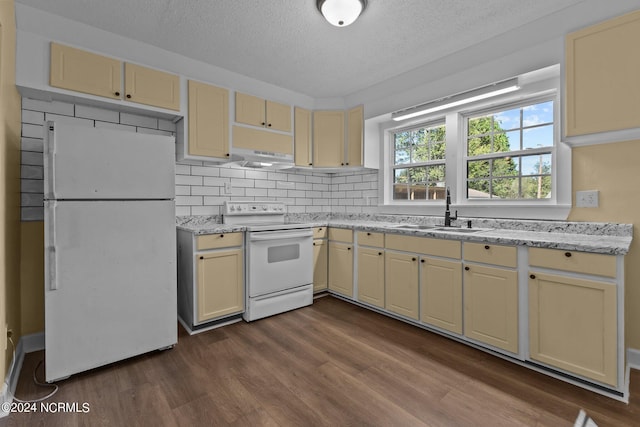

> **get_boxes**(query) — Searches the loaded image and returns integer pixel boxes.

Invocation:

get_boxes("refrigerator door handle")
[48,201,58,291]
[44,123,56,199]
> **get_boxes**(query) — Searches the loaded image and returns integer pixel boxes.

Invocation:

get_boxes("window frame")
[379,67,571,220]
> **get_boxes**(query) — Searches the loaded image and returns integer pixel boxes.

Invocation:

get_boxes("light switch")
[576,190,599,208]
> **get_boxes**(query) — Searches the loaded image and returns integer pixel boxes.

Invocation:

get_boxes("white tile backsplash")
[19,97,380,220]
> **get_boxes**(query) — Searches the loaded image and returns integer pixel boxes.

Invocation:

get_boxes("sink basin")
[389,224,437,229]
[433,227,484,233]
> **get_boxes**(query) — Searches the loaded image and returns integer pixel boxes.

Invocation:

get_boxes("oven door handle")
[249,229,313,241]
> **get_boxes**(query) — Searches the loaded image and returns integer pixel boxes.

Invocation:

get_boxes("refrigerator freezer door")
[44,121,175,200]
[44,199,176,382]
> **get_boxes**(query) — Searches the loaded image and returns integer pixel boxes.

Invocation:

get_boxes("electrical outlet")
[223,182,232,195]
[576,190,599,208]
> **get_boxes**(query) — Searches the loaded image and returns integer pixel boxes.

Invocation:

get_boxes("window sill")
[378,203,571,221]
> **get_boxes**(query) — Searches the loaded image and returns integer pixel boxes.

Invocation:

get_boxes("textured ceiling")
[15,0,586,98]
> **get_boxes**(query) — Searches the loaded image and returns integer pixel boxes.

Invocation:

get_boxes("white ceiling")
[15,0,587,99]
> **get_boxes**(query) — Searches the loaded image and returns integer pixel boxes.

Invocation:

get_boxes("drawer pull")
[367,232,371,236]
[313,242,316,246]
[530,274,536,279]
[115,91,120,96]
[420,259,425,263]
[199,256,204,260]
[220,234,224,238]
[464,266,470,271]
[347,247,351,251]
[378,252,382,256]
[564,252,572,257]
[412,257,416,261]
[484,245,490,250]
[319,228,322,231]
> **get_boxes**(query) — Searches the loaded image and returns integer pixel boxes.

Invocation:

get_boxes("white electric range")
[223,201,314,321]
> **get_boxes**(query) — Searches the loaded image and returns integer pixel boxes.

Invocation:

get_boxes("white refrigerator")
[43,121,177,382]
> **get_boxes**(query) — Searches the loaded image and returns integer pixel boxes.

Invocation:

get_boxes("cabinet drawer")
[328,228,353,243]
[196,232,243,250]
[385,234,460,259]
[357,231,384,248]
[464,242,517,268]
[313,226,328,239]
[529,247,616,278]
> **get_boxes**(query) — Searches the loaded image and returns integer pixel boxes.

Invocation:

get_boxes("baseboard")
[0,331,45,418]
[628,348,640,370]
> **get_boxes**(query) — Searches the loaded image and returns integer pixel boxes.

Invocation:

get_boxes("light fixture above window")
[317,0,366,27]
[391,78,520,121]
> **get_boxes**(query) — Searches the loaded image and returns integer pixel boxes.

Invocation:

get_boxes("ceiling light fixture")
[317,0,366,27]
[391,78,521,121]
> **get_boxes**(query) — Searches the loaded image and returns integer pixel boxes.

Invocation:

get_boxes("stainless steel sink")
[432,227,484,233]
[389,224,437,229]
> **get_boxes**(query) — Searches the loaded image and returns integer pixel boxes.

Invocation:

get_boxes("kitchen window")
[380,65,571,219]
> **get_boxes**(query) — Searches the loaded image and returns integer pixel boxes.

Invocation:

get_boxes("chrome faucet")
[444,187,457,227]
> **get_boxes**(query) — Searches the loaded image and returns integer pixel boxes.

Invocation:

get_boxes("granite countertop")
[176,215,633,255]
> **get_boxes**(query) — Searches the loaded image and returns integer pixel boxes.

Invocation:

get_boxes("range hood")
[227,147,295,170]
[230,125,295,169]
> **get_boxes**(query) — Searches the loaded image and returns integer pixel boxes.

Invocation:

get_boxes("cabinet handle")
[378,252,382,256]
[126,94,132,99]
[226,153,230,157]
[267,123,272,127]
[313,242,316,246]
[367,232,371,236]
[564,252,572,258]
[420,259,425,263]
[261,122,266,126]
[464,266,470,271]
[341,163,345,166]
[309,163,313,166]
[319,228,323,231]
[412,257,416,261]
[220,234,224,238]
[346,162,349,165]
[115,91,120,96]
[530,274,536,279]
[347,247,351,250]
[199,256,204,260]
[484,245,490,250]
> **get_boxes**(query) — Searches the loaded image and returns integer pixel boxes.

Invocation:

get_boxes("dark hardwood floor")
[3,296,639,426]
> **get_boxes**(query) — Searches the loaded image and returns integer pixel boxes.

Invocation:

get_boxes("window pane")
[493,131,519,153]
[395,149,410,165]
[468,180,490,198]
[468,115,492,137]
[521,176,551,199]
[493,157,519,177]
[468,135,492,156]
[430,125,446,142]
[427,164,445,181]
[394,168,409,183]
[522,154,551,176]
[523,101,553,127]
[411,183,428,200]
[430,141,446,160]
[494,108,520,130]
[523,124,553,149]
[427,183,446,200]
[468,160,490,180]
[492,177,519,199]
[412,141,429,162]
[408,166,427,183]
[393,184,409,200]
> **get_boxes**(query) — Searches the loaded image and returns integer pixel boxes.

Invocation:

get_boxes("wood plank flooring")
[3,296,640,426]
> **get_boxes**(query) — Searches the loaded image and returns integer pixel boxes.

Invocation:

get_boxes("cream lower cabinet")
[420,257,462,334]
[177,230,244,333]
[385,251,419,320]
[328,228,354,297]
[528,247,619,387]
[313,226,328,293]
[357,231,385,308]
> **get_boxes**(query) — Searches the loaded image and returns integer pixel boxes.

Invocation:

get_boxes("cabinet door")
[357,247,385,308]
[235,92,265,127]
[385,251,419,320]
[188,80,229,158]
[124,63,180,111]
[529,272,617,386]
[197,249,244,322]
[464,264,518,353]
[565,10,640,136]
[313,239,328,292]
[420,257,462,334]
[294,107,312,166]
[50,42,121,100]
[346,105,363,167]
[266,100,292,132]
[328,241,353,297]
[313,111,345,167]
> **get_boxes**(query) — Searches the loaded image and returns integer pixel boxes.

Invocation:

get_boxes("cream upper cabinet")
[385,251,419,320]
[187,80,230,159]
[49,43,180,111]
[235,92,291,132]
[328,241,353,297]
[313,236,328,293]
[197,248,244,322]
[124,63,180,111]
[313,110,345,167]
[294,107,312,166]
[420,257,462,334]
[463,261,518,354]
[50,42,121,100]
[565,10,640,136]
[346,105,364,167]
[529,272,617,387]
